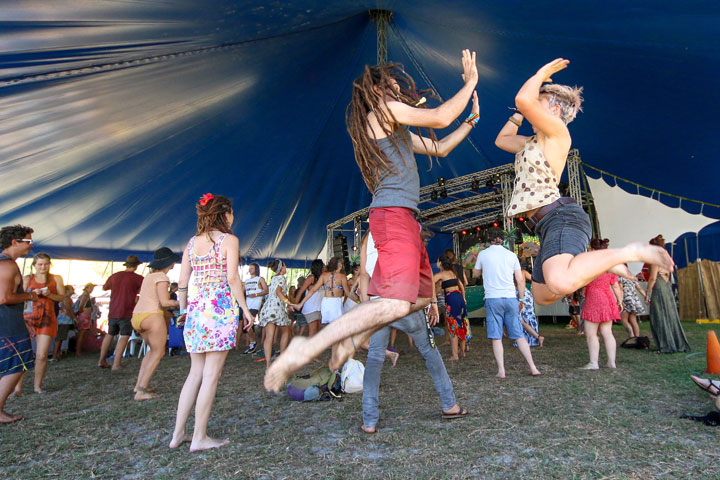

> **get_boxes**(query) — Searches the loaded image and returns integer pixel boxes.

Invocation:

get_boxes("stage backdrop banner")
[586,176,716,274]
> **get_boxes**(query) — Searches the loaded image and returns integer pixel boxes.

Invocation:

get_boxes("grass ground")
[2,321,718,479]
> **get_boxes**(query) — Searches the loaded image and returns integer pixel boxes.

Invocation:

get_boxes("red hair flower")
[199,193,214,206]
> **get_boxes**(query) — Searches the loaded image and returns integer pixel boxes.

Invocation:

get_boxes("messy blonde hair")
[540,84,584,124]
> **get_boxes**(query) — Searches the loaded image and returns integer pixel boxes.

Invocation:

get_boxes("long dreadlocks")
[345,63,439,194]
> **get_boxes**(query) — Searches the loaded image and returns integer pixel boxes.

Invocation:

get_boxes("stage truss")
[326,149,588,258]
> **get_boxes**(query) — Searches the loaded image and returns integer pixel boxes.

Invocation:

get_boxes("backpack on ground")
[287,364,342,402]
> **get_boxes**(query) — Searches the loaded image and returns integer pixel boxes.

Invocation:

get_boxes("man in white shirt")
[473,229,540,378]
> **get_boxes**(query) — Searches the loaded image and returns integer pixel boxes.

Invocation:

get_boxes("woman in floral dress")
[170,193,253,452]
[618,266,646,338]
[258,259,293,370]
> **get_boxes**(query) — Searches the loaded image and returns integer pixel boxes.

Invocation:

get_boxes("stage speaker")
[332,233,350,273]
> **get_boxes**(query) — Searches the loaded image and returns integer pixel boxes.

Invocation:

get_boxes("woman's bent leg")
[263,323,276,369]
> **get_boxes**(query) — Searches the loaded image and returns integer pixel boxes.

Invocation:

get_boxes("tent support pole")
[370,10,392,65]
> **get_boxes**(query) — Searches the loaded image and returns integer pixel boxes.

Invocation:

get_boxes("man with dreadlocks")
[494,58,674,306]
[265,49,479,392]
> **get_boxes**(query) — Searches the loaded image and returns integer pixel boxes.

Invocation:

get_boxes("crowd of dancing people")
[0,49,707,444]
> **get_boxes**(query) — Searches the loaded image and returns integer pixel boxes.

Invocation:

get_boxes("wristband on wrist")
[179,309,187,314]
[464,112,479,128]
[430,301,438,304]
[508,116,522,127]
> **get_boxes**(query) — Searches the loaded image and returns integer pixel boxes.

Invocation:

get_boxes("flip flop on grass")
[441,407,469,419]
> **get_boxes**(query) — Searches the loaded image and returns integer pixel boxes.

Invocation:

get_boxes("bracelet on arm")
[508,116,522,127]
[178,286,188,292]
[464,113,479,128]
[179,309,187,314]
[430,301,438,304]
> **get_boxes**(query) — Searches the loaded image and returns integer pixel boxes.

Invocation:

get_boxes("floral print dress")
[184,234,238,352]
[258,274,291,327]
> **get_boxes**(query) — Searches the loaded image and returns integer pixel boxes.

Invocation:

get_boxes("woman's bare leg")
[620,312,634,338]
[628,314,640,337]
[598,321,617,368]
[170,353,205,448]
[33,334,52,393]
[75,330,87,356]
[582,321,600,369]
[449,336,459,361]
[190,350,230,452]
[308,320,320,337]
[134,316,167,400]
[279,325,291,353]
[263,323,276,369]
[533,245,674,305]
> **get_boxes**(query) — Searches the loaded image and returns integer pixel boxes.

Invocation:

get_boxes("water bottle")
[23,289,33,314]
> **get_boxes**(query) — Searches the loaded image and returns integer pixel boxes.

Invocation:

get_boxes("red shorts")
[367,207,434,303]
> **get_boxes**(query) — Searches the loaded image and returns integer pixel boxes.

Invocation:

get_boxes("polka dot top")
[506,136,561,217]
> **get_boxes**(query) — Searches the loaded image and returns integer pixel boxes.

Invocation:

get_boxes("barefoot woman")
[495,59,674,306]
[170,194,253,451]
[130,247,180,400]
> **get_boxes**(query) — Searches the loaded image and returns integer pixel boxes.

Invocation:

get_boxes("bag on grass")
[287,364,342,402]
[620,336,650,350]
[340,358,364,394]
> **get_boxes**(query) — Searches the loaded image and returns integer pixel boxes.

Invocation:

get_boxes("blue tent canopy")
[1,1,718,266]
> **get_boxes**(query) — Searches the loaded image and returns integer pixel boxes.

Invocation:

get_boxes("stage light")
[485,178,494,189]
[476,226,481,231]
[518,217,525,223]
[437,177,445,187]
[471,178,480,191]
[492,220,499,228]
[461,230,467,235]
[439,187,448,199]
[431,189,438,201]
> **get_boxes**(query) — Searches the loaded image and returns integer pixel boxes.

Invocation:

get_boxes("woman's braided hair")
[346,63,438,193]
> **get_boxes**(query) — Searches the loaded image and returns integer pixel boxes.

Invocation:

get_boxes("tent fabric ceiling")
[1,1,718,266]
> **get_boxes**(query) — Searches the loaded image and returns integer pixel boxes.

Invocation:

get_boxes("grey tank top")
[0,254,29,338]
[369,126,420,212]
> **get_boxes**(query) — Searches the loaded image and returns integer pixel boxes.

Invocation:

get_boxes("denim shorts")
[485,297,524,340]
[532,203,592,284]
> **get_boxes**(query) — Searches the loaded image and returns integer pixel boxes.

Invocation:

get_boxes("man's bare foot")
[111,363,126,371]
[361,425,377,434]
[448,356,459,361]
[134,388,160,401]
[387,350,400,367]
[13,389,22,397]
[329,337,357,371]
[0,411,23,424]
[625,242,675,272]
[264,337,312,392]
[606,363,617,369]
[34,388,46,394]
[538,336,545,347]
[580,363,599,370]
[189,436,230,452]
[496,372,506,378]
[530,369,541,376]
[98,362,110,369]
[169,433,193,448]
[577,331,584,336]
[608,264,634,279]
